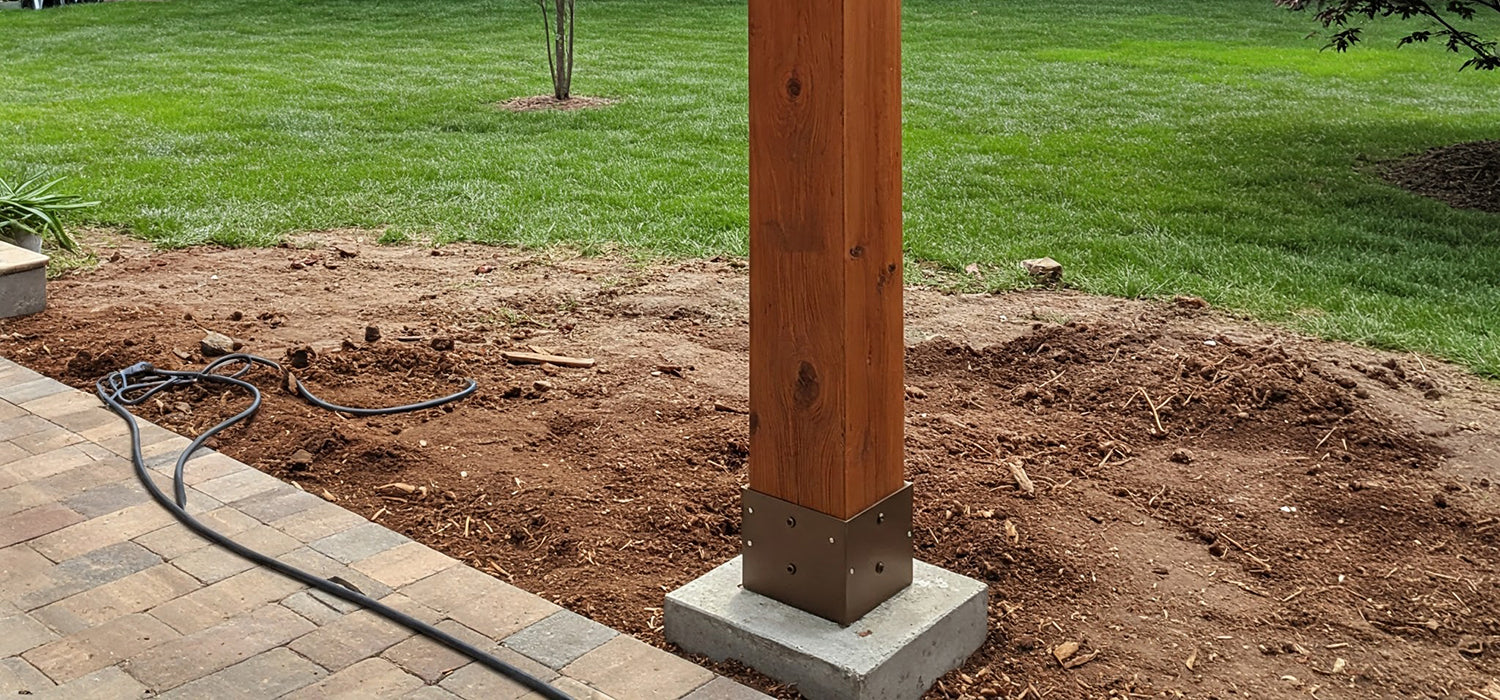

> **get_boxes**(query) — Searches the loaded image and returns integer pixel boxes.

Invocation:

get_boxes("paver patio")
[0,356,765,699]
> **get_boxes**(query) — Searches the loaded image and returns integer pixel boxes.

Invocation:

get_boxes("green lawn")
[2,0,1498,376]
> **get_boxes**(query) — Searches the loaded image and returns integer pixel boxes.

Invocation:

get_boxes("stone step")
[0,241,49,319]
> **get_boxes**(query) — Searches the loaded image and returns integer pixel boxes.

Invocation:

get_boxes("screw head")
[876,561,886,574]
[786,516,796,528]
[828,537,835,544]
[876,513,886,524]
[746,539,753,547]
[787,563,797,575]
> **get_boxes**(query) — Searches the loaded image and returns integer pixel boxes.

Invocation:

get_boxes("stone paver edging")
[0,357,766,699]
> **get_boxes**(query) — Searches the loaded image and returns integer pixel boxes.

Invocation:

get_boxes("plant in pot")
[1,175,97,253]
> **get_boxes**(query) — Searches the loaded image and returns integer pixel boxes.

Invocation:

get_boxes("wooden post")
[743,0,909,624]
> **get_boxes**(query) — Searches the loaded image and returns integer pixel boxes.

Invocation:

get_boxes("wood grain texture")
[748,0,903,520]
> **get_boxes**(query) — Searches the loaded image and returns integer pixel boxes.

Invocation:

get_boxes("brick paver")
[125,603,316,690]
[154,647,328,700]
[0,356,765,699]
[563,636,717,700]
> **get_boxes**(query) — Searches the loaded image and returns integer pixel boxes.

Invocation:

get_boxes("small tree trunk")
[554,0,569,100]
[562,0,575,99]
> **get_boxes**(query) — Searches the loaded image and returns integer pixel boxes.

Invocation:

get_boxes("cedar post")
[742,0,910,625]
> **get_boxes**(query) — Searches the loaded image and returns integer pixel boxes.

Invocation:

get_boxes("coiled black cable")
[96,354,571,700]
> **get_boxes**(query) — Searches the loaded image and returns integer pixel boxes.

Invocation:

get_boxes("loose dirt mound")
[3,231,1498,699]
[1381,140,1500,213]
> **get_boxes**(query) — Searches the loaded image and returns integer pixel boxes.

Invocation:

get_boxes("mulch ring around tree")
[1379,140,1500,214]
[495,95,617,112]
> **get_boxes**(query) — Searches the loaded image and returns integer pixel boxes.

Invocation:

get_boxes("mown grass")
[2,0,1498,375]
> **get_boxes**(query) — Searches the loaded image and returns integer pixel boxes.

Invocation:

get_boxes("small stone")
[430,338,454,352]
[1169,448,1194,464]
[201,332,238,357]
[533,380,554,393]
[364,326,381,342]
[475,265,495,274]
[904,385,927,399]
[1020,257,1063,283]
[1208,542,1228,557]
[1152,566,1170,575]
[1433,493,1449,508]
[1014,635,1040,652]
[1424,388,1443,400]
[1052,641,1080,664]
[228,310,244,321]
[1173,295,1208,309]
[288,449,315,471]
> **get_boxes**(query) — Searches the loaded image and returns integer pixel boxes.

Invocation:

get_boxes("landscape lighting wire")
[96,354,572,700]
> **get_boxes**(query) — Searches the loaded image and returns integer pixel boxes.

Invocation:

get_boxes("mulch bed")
[495,95,617,113]
[1380,140,1500,214]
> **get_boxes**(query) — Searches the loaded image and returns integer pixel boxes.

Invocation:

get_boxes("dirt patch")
[4,231,1499,699]
[495,95,617,112]
[1380,140,1500,214]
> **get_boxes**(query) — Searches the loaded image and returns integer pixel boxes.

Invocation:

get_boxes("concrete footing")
[665,556,987,700]
[0,241,48,319]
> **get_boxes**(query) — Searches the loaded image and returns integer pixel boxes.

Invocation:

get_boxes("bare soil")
[1380,140,1500,214]
[495,95,617,112]
[4,230,1499,700]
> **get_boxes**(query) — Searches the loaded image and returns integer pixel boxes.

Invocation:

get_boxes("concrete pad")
[665,556,987,700]
[0,242,47,319]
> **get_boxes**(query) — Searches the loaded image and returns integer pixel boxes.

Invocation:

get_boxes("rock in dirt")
[533,379,554,393]
[288,449,315,470]
[364,326,381,343]
[1173,295,1209,309]
[1170,448,1195,464]
[1052,641,1080,664]
[431,337,455,352]
[1021,257,1063,284]
[905,385,928,399]
[200,332,239,357]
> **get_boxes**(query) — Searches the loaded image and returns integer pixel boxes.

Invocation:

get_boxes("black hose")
[96,354,571,700]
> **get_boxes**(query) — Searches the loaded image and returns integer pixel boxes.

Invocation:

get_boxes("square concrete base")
[665,557,987,700]
[0,242,48,319]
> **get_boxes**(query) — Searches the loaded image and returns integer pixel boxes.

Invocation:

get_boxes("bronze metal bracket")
[741,483,914,625]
